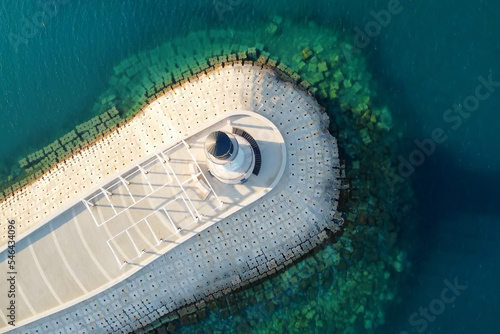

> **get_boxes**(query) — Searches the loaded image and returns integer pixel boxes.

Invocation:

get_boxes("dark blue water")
[1,1,499,333]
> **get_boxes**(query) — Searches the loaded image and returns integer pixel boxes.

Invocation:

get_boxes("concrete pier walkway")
[0,63,341,333]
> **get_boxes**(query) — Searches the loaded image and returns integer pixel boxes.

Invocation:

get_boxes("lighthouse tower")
[204,131,255,184]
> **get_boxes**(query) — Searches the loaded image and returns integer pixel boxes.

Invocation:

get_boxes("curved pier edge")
[4,64,341,333]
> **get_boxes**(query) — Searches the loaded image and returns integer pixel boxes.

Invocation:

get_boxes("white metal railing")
[106,195,197,268]
[98,139,222,268]
[181,138,223,207]
[82,144,179,227]
[162,151,200,220]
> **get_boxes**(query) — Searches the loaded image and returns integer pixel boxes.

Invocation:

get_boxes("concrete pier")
[0,63,341,333]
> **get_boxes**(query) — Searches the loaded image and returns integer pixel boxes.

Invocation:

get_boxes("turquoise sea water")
[1,1,499,333]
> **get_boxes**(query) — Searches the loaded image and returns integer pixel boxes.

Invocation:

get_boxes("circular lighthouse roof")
[205,131,234,160]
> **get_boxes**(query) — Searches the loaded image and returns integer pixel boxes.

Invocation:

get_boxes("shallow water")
[1,1,499,333]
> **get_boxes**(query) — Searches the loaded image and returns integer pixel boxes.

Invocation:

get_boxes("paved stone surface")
[0,111,285,330]
[1,64,341,333]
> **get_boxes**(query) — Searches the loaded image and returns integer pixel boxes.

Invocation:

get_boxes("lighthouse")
[204,130,255,184]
